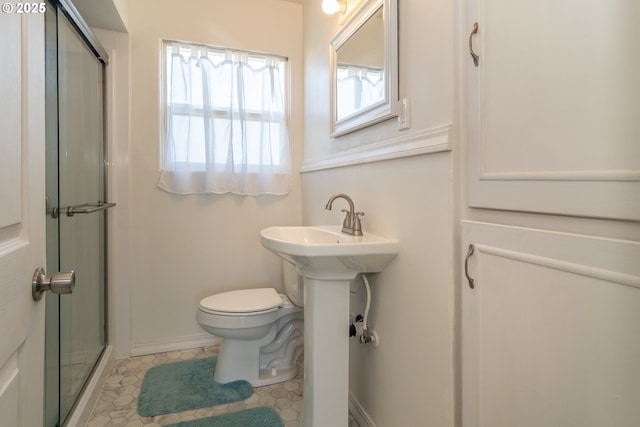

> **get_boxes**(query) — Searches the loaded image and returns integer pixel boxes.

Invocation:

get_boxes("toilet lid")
[199,288,283,314]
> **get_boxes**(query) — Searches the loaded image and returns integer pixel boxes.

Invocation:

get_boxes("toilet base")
[213,313,304,387]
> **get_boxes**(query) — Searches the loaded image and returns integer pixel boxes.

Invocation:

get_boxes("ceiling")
[72,0,127,32]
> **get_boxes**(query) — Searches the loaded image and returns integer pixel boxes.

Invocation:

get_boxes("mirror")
[330,0,398,137]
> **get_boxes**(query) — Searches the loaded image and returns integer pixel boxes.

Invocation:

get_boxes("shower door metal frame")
[45,0,111,425]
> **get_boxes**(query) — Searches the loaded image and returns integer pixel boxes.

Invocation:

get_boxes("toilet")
[196,261,304,387]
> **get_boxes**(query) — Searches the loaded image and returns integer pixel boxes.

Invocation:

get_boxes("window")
[158,40,291,195]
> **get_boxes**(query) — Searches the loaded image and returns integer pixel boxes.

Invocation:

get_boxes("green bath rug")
[164,407,283,427]
[137,357,253,417]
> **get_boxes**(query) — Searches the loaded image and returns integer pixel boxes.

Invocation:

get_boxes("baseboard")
[349,392,377,427]
[64,345,114,427]
[129,334,221,357]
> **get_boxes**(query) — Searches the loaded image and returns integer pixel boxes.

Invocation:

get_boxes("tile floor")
[86,344,358,427]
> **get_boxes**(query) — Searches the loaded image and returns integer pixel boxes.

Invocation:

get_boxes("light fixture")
[322,0,347,15]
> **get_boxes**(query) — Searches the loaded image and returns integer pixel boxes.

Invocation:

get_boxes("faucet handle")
[340,209,353,228]
[352,211,365,235]
[342,209,365,218]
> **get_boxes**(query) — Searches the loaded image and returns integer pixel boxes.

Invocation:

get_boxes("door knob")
[32,267,75,301]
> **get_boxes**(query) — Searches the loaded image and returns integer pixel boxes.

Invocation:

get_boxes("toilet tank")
[282,260,303,307]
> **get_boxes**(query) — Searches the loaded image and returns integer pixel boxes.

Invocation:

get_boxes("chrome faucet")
[325,193,365,236]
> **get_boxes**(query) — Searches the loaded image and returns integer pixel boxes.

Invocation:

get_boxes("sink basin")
[260,225,398,280]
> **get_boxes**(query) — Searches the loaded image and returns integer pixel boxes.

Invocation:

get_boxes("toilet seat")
[199,288,283,316]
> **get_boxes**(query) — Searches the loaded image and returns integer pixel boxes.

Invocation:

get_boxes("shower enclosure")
[44,1,112,425]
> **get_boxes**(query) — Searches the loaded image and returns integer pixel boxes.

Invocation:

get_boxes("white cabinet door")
[466,0,640,220]
[462,221,640,427]
[0,9,47,427]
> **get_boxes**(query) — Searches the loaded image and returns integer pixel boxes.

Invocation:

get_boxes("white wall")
[126,0,304,353]
[302,0,456,426]
[304,0,453,161]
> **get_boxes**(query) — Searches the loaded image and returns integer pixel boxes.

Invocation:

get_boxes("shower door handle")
[50,201,116,218]
[66,201,116,216]
[32,267,76,301]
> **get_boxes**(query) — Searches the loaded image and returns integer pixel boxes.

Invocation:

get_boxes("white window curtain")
[336,65,384,121]
[158,41,291,195]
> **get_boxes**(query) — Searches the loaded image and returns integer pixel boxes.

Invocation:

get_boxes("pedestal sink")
[260,225,398,427]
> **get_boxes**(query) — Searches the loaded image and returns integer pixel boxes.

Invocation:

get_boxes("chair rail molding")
[301,123,452,172]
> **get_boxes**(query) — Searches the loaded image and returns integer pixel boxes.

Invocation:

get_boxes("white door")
[462,221,640,427]
[0,8,47,427]
[466,0,640,220]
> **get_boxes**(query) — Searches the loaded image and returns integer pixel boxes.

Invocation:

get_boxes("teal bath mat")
[137,357,253,417]
[164,407,283,427]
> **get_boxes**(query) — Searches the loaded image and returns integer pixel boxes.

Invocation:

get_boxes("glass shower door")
[56,9,106,424]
